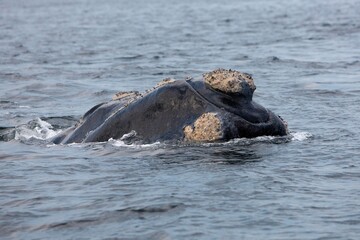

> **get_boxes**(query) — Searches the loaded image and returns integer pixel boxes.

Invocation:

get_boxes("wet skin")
[51,79,288,144]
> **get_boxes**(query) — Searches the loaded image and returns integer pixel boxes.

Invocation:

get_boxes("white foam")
[120,130,137,140]
[291,131,312,141]
[109,138,161,149]
[15,118,62,141]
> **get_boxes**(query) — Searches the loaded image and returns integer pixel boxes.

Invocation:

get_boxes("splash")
[290,131,313,141]
[105,130,161,149]
[109,138,161,149]
[107,131,312,149]
[14,118,62,141]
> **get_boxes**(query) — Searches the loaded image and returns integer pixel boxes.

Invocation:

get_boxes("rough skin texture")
[156,78,175,88]
[184,112,222,141]
[112,91,142,101]
[203,68,256,94]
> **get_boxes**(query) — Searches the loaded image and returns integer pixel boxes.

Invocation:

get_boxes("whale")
[51,69,288,144]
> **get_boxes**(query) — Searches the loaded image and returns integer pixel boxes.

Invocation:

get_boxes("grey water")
[1,0,360,239]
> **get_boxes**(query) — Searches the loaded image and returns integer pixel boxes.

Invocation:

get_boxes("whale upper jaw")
[186,79,270,124]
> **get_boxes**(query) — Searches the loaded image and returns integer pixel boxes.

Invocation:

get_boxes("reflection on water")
[210,148,261,164]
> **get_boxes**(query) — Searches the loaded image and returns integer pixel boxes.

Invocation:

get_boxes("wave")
[109,138,162,149]
[2,118,312,147]
[109,131,312,149]
[14,118,62,141]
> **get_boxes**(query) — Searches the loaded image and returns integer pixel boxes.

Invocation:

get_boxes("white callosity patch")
[156,78,175,88]
[112,91,142,101]
[203,68,256,94]
[184,112,223,141]
[111,91,143,111]
[143,78,176,95]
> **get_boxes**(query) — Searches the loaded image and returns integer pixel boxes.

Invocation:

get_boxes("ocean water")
[1,0,360,239]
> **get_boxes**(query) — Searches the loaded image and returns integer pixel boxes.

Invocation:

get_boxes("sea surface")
[1,0,360,239]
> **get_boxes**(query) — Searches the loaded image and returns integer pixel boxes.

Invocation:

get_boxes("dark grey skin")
[51,78,288,144]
